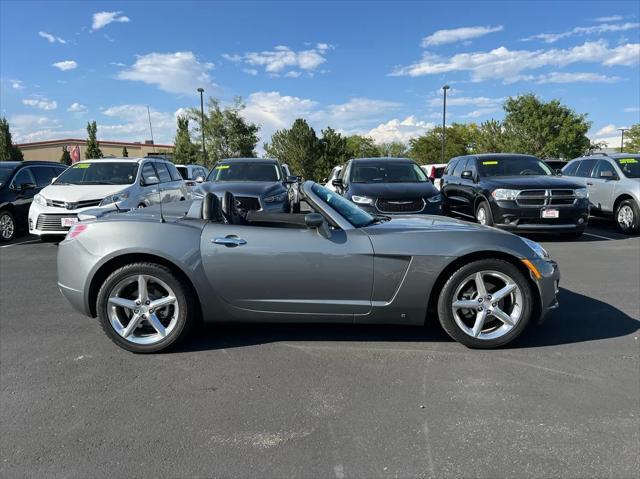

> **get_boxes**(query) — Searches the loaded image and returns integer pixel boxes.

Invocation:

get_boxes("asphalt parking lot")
[1,220,638,478]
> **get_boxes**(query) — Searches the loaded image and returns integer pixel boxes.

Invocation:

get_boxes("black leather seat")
[201,192,224,222]
[221,191,248,225]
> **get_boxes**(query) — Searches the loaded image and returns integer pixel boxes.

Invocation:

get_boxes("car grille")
[236,196,261,211]
[36,214,77,231]
[46,198,103,210]
[516,189,577,207]
[376,198,425,213]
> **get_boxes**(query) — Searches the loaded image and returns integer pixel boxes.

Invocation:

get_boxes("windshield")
[311,183,375,228]
[352,162,428,183]
[0,167,14,186]
[477,157,552,177]
[615,157,640,178]
[54,162,138,185]
[208,162,281,182]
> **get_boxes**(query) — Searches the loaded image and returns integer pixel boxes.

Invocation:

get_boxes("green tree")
[190,97,259,164]
[318,127,348,180]
[60,147,72,165]
[345,135,380,158]
[173,116,198,165]
[122,146,129,157]
[624,124,640,153]
[0,117,24,161]
[473,120,507,154]
[264,119,321,180]
[409,123,477,164]
[85,121,103,159]
[377,141,409,157]
[502,94,591,159]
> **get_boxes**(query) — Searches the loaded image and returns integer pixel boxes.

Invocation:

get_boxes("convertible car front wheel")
[437,258,534,348]
[96,262,195,353]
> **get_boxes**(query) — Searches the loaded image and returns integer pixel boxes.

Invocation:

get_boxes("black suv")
[333,157,442,215]
[441,153,589,237]
[0,161,68,241]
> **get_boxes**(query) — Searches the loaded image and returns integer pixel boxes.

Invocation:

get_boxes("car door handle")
[586,182,593,186]
[212,236,247,247]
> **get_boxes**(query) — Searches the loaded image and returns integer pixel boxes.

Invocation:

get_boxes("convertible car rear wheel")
[96,262,194,353]
[437,259,533,348]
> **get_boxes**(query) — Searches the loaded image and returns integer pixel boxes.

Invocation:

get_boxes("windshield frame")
[477,156,553,178]
[351,161,429,184]
[614,157,640,179]
[308,182,376,228]
[53,161,139,185]
[207,161,283,182]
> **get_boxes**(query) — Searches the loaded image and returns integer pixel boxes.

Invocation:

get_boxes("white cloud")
[427,95,504,108]
[223,44,332,75]
[38,31,66,44]
[117,52,215,94]
[505,71,623,84]
[623,107,640,113]
[100,104,180,143]
[109,62,126,67]
[52,60,78,71]
[92,11,130,30]
[391,40,640,82]
[320,98,401,128]
[284,71,302,78]
[10,79,24,90]
[593,124,629,137]
[104,33,115,43]
[421,25,503,47]
[22,97,57,110]
[67,102,87,113]
[595,15,623,22]
[524,22,640,43]
[243,68,258,76]
[459,108,501,118]
[365,116,434,144]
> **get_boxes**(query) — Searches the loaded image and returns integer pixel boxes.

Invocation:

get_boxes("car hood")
[363,214,501,234]
[198,181,285,197]
[481,175,584,189]
[350,182,439,199]
[40,184,132,201]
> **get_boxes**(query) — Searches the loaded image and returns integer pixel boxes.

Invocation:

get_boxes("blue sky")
[1,0,639,150]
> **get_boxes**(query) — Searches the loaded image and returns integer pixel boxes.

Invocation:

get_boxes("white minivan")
[29,157,188,236]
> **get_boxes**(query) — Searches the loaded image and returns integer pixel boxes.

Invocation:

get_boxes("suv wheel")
[0,210,16,242]
[437,259,534,348]
[615,199,640,234]
[475,201,494,226]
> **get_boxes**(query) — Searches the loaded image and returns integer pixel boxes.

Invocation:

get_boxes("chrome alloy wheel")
[617,205,634,230]
[451,270,523,340]
[476,207,487,225]
[0,212,15,240]
[107,274,179,345]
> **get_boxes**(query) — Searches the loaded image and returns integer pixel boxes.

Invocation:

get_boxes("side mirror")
[143,176,159,186]
[305,212,324,228]
[461,170,473,180]
[332,178,343,188]
[555,169,563,176]
[20,182,36,191]
[285,175,298,184]
[195,176,204,183]
[51,177,58,184]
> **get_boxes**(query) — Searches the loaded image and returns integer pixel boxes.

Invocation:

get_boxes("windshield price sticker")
[619,158,638,164]
[482,161,498,165]
[216,165,230,169]
[73,163,90,169]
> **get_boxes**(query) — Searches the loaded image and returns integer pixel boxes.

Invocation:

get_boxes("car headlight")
[33,194,47,207]
[99,190,130,206]
[491,189,520,201]
[263,192,287,203]
[521,237,550,259]
[352,195,374,205]
[427,193,442,203]
[574,187,588,199]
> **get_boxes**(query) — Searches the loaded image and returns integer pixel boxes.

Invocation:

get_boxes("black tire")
[137,203,147,209]
[475,200,494,226]
[0,210,16,242]
[437,258,534,349]
[615,199,640,234]
[96,262,195,353]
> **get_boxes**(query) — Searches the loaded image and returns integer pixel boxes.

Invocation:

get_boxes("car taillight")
[68,223,88,239]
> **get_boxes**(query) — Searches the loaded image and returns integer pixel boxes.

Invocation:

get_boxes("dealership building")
[16,138,174,161]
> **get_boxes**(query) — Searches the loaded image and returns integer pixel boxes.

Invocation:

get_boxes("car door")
[457,158,477,215]
[165,162,186,200]
[153,162,174,203]
[10,167,37,221]
[444,159,467,213]
[200,222,374,319]
[574,159,598,205]
[139,162,161,205]
[589,160,617,213]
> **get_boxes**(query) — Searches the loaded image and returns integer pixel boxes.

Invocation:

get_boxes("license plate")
[61,217,78,227]
[541,208,559,219]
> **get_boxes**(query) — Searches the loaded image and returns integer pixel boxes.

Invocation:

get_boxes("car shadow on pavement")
[173,288,638,353]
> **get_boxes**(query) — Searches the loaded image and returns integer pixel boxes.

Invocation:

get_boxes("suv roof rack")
[591,152,610,156]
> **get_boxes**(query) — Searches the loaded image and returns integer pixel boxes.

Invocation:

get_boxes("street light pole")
[618,128,629,153]
[197,88,207,168]
[441,85,450,164]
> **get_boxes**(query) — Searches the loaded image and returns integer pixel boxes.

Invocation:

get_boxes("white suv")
[29,157,188,236]
[562,153,640,234]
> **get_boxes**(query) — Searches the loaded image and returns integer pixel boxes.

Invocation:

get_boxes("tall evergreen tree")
[0,117,24,161]
[173,116,198,164]
[60,147,72,165]
[122,146,129,157]
[85,121,103,159]
[377,141,409,158]
[264,119,321,180]
[318,127,348,180]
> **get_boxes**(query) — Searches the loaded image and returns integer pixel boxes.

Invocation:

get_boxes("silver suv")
[562,153,640,234]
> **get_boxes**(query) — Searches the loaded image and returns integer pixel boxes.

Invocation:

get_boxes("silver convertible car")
[57,181,560,353]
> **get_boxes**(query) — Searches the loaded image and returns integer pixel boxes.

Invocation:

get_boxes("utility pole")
[618,128,630,153]
[197,88,207,168]
[441,85,450,164]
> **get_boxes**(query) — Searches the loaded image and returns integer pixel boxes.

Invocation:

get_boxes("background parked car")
[441,153,589,237]
[543,159,568,174]
[562,153,640,234]
[0,161,68,241]
[324,165,343,192]
[198,158,298,213]
[333,158,442,215]
[420,163,447,190]
[29,157,188,237]
[175,164,208,193]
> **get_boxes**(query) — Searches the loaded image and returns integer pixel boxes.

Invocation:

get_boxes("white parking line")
[582,232,614,241]
[0,239,42,248]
